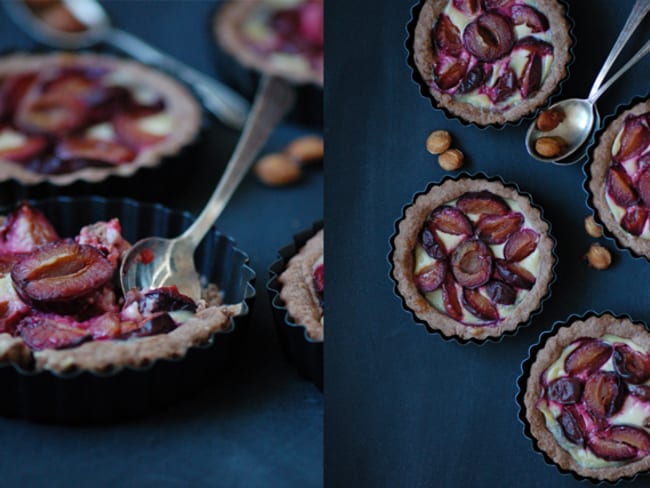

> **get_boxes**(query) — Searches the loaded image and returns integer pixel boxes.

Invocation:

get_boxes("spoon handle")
[588,0,650,100]
[105,28,250,130]
[180,76,296,249]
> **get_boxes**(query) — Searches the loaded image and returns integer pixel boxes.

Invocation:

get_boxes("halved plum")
[442,273,463,321]
[55,136,136,165]
[15,94,88,136]
[558,406,587,446]
[420,226,447,259]
[511,5,549,33]
[0,203,59,254]
[462,287,498,321]
[17,314,91,350]
[11,241,113,304]
[613,344,650,384]
[583,371,626,417]
[415,260,447,293]
[616,114,650,162]
[428,206,472,236]
[504,229,538,262]
[606,165,638,207]
[451,239,493,288]
[456,191,509,216]
[564,338,612,376]
[546,376,583,405]
[494,259,535,289]
[621,206,647,236]
[433,14,464,57]
[475,212,523,244]
[486,280,516,305]
[462,12,514,62]
[588,426,650,461]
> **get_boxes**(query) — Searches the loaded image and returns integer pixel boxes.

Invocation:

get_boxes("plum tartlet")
[0,202,240,374]
[392,177,555,341]
[215,0,323,86]
[587,98,650,259]
[0,52,201,185]
[278,228,323,341]
[412,0,572,125]
[523,314,650,481]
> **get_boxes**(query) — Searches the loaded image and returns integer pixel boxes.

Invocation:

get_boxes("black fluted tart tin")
[0,196,256,423]
[267,221,323,390]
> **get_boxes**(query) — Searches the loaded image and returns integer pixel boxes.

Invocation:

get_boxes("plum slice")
[457,63,488,94]
[15,94,88,136]
[583,371,626,417]
[504,229,538,262]
[415,261,447,293]
[312,262,324,298]
[442,273,463,321]
[113,112,169,149]
[462,12,514,62]
[0,132,48,163]
[55,137,136,166]
[0,203,59,254]
[613,344,650,384]
[637,166,650,207]
[456,191,509,216]
[433,14,464,57]
[494,259,535,289]
[118,313,177,340]
[622,206,647,236]
[519,53,542,98]
[420,226,447,259]
[428,206,472,236]
[511,5,549,33]
[546,376,583,405]
[606,165,638,207]
[462,287,498,321]
[489,67,517,104]
[297,1,323,45]
[564,338,612,376]
[0,72,38,122]
[11,241,113,304]
[17,315,91,350]
[558,406,587,446]
[476,212,523,244]
[616,114,650,162]
[453,0,481,15]
[486,280,516,305]
[513,37,553,57]
[588,426,650,461]
[433,55,468,91]
[451,239,493,288]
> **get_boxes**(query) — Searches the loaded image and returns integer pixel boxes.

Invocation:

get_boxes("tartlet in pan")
[390,175,555,342]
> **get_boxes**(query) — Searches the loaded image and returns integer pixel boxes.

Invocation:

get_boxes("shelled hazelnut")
[426,130,452,155]
[438,149,464,171]
[285,135,324,165]
[254,153,301,186]
[585,243,612,270]
[536,108,565,132]
[534,136,565,158]
[584,216,603,238]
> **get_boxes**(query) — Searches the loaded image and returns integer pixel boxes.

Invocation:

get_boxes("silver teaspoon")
[3,0,250,130]
[119,76,295,301]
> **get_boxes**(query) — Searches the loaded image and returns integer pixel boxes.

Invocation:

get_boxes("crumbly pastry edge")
[391,177,555,341]
[278,228,323,342]
[412,0,572,126]
[0,301,243,375]
[0,52,202,185]
[523,314,650,481]
[214,1,323,87]
[588,98,650,259]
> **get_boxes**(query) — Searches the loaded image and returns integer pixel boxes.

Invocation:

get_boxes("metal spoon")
[3,0,250,130]
[525,0,650,164]
[119,76,294,301]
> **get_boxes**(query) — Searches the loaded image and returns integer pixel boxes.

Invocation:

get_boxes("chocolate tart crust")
[412,0,572,126]
[392,177,555,341]
[278,228,323,341]
[588,98,650,259]
[0,52,202,186]
[524,314,650,482]
[215,1,323,87]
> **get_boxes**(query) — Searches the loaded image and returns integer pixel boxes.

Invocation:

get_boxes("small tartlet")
[520,312,650,482]
[409,0,572,126]
[0,52,201,185]
[587,96,650,259]
[391,175,555,342]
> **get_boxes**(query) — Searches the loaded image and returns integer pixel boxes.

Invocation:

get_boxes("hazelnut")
[285,135,324,165]
[534,136,565,158]
[426,130,452,155]
[584,216,603,238]
[438,148,464,171]
[585,244,612,270]
[254,153,301,186]
[536,108,565,132]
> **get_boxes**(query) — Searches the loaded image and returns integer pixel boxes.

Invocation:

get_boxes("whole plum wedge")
[504,229,538,262]
[420,226,447,259]
[462,12,514,63]
[11,241,113,304]
[17,314,91,350]
[511,5,549,32]
[588,426,650,461]
[606,166,638,207]
[456,191,509,216]
[434,14,464,57]
[564,338,612,376]
[486,280,516,305]
[415,261,447,293]
[616,114,650,162]
[494,259,535,289]
[558,406,588,446]
[428,206,473,236]
[613,344,650,384]
[621,206,647,236]
[476,212,523,244]
[451,238,493,288]
[546,376,583,405]
[0,203,59,254]
[442,273,463,321]
[461,287,498,321]
[118,312,177,340]
[583,371,627,417]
